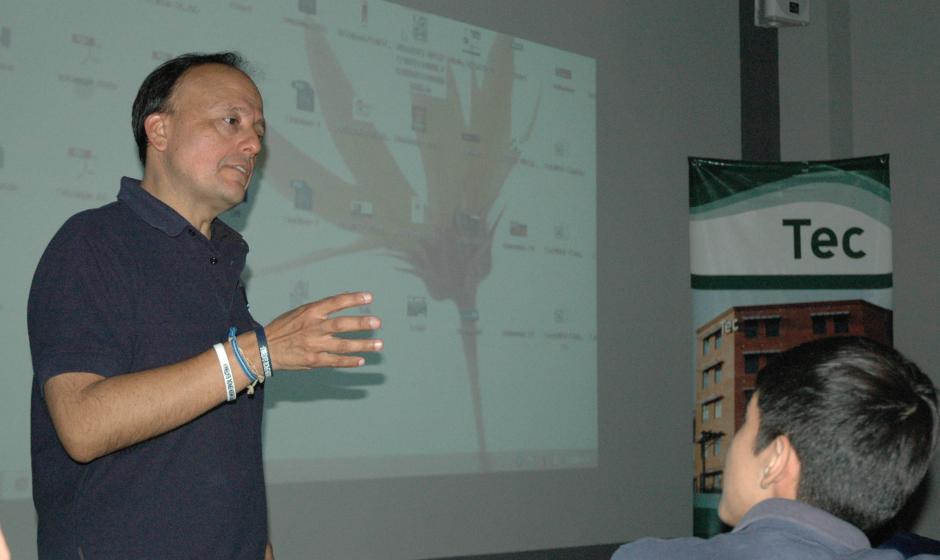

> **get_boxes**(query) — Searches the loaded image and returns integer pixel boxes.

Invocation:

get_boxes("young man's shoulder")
[611,534,905,560]
[611,500,905,560]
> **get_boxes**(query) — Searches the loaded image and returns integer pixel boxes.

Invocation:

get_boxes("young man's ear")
[144,113,170,154]
[759,435,801,499]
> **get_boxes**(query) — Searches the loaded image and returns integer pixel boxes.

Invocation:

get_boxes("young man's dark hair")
[612,336,939,560]
[131,51,246,165]
[756,336,939,532]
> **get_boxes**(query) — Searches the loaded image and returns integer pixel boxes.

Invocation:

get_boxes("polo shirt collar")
[117,176,192,237]
[734,498,871,551]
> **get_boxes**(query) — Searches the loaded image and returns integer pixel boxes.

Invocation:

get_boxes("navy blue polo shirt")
[28,177,267,559]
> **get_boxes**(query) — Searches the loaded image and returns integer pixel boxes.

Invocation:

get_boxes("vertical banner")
[689,155,892,536]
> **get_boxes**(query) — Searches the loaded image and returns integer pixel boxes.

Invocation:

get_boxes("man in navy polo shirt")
[27,52,383,559]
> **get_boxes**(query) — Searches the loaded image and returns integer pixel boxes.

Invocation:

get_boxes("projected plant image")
[261,28,539,468]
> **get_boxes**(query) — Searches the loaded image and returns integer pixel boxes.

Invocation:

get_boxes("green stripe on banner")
[691,274,893,290]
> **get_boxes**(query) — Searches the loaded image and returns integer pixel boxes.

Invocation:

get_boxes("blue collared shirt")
[611,498,910,560]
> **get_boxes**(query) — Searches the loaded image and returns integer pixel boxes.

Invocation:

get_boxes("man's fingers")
[304,349,375,368]
[326,315,381,334]
[324,336,383,355]
[265,291,383,372]
[328,354,369,368]
[311,291,374,316]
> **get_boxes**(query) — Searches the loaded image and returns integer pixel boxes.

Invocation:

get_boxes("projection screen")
[1,1,595,556]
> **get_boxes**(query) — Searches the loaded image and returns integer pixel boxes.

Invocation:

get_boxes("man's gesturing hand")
[264,291,383,371]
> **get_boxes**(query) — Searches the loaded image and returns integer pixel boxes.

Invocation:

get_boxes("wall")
[779,0,940,539]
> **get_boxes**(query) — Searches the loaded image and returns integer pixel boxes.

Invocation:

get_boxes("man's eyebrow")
[227,105,256,115]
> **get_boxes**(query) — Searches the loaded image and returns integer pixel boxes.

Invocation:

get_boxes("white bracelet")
[213,343,237,402]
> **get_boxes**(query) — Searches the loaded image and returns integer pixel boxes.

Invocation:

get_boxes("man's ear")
[144,113,169,154]
[759,435,801,499]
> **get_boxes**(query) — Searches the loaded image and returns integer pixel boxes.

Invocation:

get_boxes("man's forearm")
[45,291,382,463]
[44,335,257,463]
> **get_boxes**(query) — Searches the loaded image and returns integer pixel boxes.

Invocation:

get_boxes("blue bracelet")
[255,326,273,379]
[229,327,260,394]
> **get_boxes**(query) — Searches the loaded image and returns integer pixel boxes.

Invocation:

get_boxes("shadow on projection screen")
[0,0,596,494]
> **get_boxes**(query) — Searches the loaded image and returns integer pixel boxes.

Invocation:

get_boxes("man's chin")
[219,180,249,204]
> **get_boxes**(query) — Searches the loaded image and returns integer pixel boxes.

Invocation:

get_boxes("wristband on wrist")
[229,327,262,395]
[213,342,237,402]
[254,326,273,379]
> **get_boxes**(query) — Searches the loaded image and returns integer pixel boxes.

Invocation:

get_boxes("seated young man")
[612,336,939,559]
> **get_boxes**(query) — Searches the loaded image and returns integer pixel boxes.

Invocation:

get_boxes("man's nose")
[241,131,262,156]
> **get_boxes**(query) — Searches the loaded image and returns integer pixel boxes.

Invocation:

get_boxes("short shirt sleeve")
[28,213,136,388]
